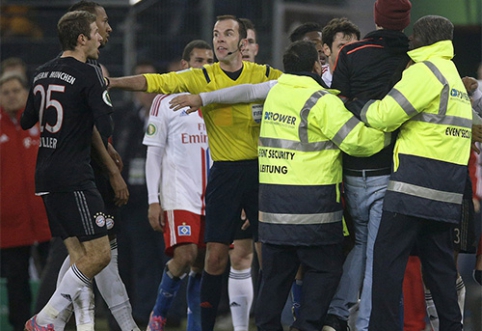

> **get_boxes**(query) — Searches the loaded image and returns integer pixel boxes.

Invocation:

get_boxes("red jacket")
[0,107,51,248]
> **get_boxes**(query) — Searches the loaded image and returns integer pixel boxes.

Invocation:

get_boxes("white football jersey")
[322,65,332,87]
[143,93,210,215]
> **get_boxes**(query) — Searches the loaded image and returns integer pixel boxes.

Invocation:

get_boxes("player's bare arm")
[108,74,147,91]
[148,202,165,232]
[91,127,129,206]
[107,142,123,171]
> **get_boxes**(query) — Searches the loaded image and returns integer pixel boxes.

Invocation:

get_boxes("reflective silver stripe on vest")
[388,88,419,117]
[423,61,449,116]
[259,210,343,225]
[332,116,360,146]
[259,89,338,152]
[360,99,376,124]
[299,90,328,142]
[367,62,465,126]
[387,180,463,204]
[259,136,337,151]
[411,113,472,128]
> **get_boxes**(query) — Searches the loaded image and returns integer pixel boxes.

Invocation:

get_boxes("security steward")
[254,41,390,331]
[348,15,472,331]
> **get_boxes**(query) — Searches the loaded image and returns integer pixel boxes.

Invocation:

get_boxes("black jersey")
[21,56,113,193]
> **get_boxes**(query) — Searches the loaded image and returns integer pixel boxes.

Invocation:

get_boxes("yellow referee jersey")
[144,62,282,161]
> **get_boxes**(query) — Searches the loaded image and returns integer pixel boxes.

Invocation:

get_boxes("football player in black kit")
[21,10,113,331]
[32,1,139,330]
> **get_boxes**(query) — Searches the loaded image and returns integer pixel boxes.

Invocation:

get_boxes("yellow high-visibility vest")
[360,40,472,223]
[258,73,389,245]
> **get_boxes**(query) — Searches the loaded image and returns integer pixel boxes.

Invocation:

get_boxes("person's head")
[239,18,259,62]
[374,0,411,31]
[283,41,322,76]
[181,40,214,69]
[58,10,102,60]
[68,1,112,47]
[322,18,360,70]
[409,15,453,50]
[213,15,247,62]
[0,57,28,79]
[289,22,326,65]
[0,72,28,118]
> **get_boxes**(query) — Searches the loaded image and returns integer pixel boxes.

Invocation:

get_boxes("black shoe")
[322,314,349,331]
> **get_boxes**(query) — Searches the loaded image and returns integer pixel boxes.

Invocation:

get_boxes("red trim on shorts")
[163,209,205,256]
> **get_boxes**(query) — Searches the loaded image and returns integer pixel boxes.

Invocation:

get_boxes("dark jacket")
[332,29,409,172]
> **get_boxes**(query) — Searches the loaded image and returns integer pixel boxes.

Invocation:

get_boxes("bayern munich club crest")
[95,213,106,227]
[106,216,114,230]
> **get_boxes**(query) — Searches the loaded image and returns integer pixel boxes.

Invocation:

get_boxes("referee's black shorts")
[205,160,259,244]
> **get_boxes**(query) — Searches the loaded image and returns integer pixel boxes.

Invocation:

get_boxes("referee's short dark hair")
[216,15,247,40]
[283,41,318,73]
[182,40,212,62]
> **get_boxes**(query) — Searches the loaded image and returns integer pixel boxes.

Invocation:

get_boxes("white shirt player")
[143,93,210,215]
[321,64,332,87]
